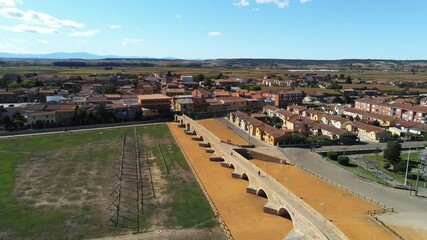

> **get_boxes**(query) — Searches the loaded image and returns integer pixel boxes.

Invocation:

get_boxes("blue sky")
[0,0,426,59]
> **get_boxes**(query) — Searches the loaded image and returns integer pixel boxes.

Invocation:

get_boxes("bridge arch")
[257,189,268,199]
[278,207,292,221]
[229,163,235,169]
[186,123,191,131]
[241,172,249,181]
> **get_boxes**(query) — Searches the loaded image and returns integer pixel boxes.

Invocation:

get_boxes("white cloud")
[68,29,99,37]
[300,0,311,3]
[176,14,181,19]
[255,0,290,8]
[0,7,84,29]
[233,0,250,7]
[0,0,18,7]
[122,38,144,46]
[252,8,260,11]
[0,24,59,34]
[110,24,121,29]
[37,39,48,45]
[208,31,222,37]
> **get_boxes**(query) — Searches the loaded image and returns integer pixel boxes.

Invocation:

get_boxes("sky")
[0,0,427,60]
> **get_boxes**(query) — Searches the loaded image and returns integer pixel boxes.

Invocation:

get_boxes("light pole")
[404,147,411,186]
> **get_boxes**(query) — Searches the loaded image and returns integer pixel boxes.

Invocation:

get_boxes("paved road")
[319,141,425,152]
[0,122,166,139]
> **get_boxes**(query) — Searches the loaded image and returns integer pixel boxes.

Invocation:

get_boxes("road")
[0,122,166,139]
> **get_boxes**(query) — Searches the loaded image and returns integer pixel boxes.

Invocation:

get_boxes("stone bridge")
[175,115,348,240]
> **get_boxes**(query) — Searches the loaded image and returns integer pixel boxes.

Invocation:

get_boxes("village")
[0,71,426,145]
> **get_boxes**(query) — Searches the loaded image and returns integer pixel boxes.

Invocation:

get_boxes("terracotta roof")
[355,97,388,105]
[412,123,427,132]
[138,94,172,100]
[259,123,286,138]
[314,123,352,136]
[396,119,419,128]
[28,111,56,116]
[277,109,297,119]
[351,121,385,133]
[388,103,427,113]
[263,105,279,111]
[323,114,350,123]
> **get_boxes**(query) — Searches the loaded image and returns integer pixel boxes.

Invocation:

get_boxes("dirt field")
[198,119,248,146]
[169,123,293,240]
[251,160,394,240]
[197,119,395,239]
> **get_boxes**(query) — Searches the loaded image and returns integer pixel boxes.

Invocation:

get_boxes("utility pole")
[404,147,411,186]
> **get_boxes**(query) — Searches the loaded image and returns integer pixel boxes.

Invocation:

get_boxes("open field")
[2,66,427,82]
[340,84,427,93]
[169,122,293,240]
[0,124,220,240]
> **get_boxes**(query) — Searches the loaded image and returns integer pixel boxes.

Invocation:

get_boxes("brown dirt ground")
[169,123,293,240]
[252,160,395,240]
[198,119,248,146]
[198,119,395,240]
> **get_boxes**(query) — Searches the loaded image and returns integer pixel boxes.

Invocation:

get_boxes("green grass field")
[0,124,217,239]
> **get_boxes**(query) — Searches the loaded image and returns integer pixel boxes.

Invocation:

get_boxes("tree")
[1,115,12,129]
[327,151,339,161]
[394,160,410,173]
[252,84,262,91]
[194,74,205,82]
[383,141,401,165]
[203,78,212,88]
[337,155,350,166]
[7,81,20,88]
[225,85,231,91]
[345,75,352,84]
[12,112,24,130]
[104,83,118,94]
[339,74,345,79]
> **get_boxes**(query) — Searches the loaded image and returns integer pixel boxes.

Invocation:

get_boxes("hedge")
[327,151,339,161]
[337,155,350,166]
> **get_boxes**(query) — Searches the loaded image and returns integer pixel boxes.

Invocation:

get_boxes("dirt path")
[169,123,293,240]
[198,119,248,146]
[251,160,395,240]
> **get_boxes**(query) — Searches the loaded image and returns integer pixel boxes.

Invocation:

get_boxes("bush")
[337,156,350,166]
[383,163,391,170]
[327,151,339,161]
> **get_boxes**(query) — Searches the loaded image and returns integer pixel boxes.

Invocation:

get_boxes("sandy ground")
[200,119,395,240]
[169,123,293,240]
[198,119,248,146]
[378,212,427,240]
[252,160,395,240]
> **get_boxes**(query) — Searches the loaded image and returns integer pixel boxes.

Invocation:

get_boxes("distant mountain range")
[0,52,180,60]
